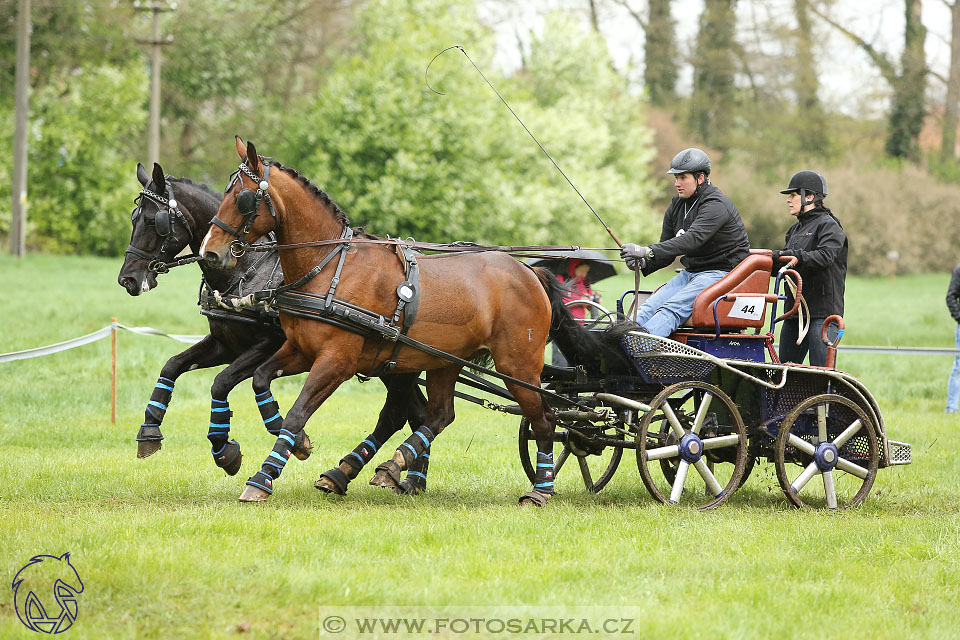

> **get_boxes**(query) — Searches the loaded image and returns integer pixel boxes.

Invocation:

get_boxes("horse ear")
[235,135,245,160]
[246,140,260,173]
[151,163,166,192]
[137,163,149,187]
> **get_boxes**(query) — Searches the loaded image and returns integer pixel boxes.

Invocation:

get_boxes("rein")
[230,236,620,260]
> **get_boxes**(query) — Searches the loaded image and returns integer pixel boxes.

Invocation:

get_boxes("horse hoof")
[519,491,552,508]
[214,440,243,476]
[238,486,270,502]
[369,470,398,489]
[137,440,162,458]
[222,451,243,476]
[394,479,423,496]
[314,477,342,495]
[370,460,402,488]
[292,431,312,461]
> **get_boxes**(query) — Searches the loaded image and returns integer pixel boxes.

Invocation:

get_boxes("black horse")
[117,162,431,493]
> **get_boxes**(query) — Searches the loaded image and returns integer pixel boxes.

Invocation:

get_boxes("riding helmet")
[666,148,711,176]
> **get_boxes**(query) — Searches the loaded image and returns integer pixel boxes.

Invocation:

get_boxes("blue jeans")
[779,317,839,367]
[634,269,727,337]
[948,325,960,412]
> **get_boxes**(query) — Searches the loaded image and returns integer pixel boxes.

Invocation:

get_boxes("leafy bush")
[17,64,146,255]
[277,0,660,249]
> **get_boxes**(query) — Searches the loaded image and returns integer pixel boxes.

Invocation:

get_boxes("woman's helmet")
[780,170,828,202]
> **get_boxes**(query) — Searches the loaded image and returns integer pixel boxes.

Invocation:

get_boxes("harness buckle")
[148,259,169,274]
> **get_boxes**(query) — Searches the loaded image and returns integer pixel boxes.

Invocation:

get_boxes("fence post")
[111,317,118,424]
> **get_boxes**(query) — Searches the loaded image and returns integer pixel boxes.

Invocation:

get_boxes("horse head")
[117,162,205,295]
[201,136,347,272]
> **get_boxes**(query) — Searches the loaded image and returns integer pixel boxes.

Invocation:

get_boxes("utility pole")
[136,2,175,169]
[10,0,31,257]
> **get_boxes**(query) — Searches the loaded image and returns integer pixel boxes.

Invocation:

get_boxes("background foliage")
[3,0,960,273]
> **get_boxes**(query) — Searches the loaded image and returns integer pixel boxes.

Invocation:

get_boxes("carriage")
[504,249,913,510]
[159,138,912,509]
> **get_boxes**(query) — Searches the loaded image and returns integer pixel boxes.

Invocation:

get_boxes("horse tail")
[532,267,631,374]
[532,267,600,372]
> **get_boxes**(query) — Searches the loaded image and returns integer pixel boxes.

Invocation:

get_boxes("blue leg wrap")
[398,426,435,466]
[255,389,283,436]
[341,433,382,473]
[533,451,555,495]
[246,429,297,492]
[143,377,174,427]
[207,397,232,451]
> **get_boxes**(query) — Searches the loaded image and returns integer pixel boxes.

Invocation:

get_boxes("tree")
[810,0,927,160]
[792,0,828,154]
[612,0,677,106]
[278,0,660,248]
[688,0,738,150]
[941,0,960,160]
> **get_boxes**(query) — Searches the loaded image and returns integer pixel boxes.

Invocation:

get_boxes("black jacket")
[773,205,847,318]
[643,183,750,275]
[947,264,960,323]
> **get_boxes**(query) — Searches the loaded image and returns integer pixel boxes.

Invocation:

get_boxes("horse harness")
[221,160,585,406]
[211,159,278,254]
[125,179,200,273]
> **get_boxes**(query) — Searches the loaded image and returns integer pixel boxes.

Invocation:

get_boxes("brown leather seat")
[683,252,773,330]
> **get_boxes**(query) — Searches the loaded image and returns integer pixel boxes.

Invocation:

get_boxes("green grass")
[1,254,959,639]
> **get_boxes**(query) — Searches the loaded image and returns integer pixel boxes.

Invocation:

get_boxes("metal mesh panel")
[620,333,716,384]
[888,440,912,465]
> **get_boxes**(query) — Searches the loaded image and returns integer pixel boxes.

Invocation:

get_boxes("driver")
[620,148,750,337]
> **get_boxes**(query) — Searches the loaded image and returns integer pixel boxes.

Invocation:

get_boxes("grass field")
[1,253,958,639]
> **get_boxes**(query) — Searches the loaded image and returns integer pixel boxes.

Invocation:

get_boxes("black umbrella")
[526,249,618,284]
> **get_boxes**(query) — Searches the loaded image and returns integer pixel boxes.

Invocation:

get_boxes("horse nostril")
[202,251,222,268]
[119,277,139,295]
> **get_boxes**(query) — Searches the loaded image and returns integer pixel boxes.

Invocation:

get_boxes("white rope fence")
[0,321,202,364]
[0,320,204,424]
[2,321,959,423]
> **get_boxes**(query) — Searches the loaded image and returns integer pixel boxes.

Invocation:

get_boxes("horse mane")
[270,162,351,228]
[168,176,222,202]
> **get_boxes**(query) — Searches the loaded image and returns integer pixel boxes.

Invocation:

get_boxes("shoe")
[947,409,958,414]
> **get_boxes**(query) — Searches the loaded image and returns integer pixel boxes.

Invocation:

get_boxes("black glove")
[620,243,651,272]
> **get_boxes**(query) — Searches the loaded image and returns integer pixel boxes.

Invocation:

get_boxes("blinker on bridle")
[125,181,194,273]
[211,157,276,257]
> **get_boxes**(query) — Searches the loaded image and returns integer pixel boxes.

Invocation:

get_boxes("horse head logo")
[12,552,84,634]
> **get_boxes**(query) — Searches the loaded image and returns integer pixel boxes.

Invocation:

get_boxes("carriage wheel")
[518,418,623,493]
[636,381,747,510]
[774,394,879,510]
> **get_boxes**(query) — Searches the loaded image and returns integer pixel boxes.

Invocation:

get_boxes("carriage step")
[888,440,911,465]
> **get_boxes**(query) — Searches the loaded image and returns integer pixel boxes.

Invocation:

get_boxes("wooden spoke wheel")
[519,418,623,493]
[774,394,879,510]
[636,381,747,510]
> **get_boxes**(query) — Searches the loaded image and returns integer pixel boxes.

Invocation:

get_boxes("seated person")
[553,259,600,366]
[620,148,750,337]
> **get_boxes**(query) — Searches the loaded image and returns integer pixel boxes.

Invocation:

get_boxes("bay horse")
[118,162,432,493]
[200,138,569,505]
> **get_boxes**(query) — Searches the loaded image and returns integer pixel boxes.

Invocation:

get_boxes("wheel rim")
[774,394,879,509]
[518,418,622,493]
[636,381,747,510]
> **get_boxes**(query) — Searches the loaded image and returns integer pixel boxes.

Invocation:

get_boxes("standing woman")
[773,170,848,366]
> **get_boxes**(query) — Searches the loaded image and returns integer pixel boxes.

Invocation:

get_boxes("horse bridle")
[212,158,277,256]
[125,180,197,273]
